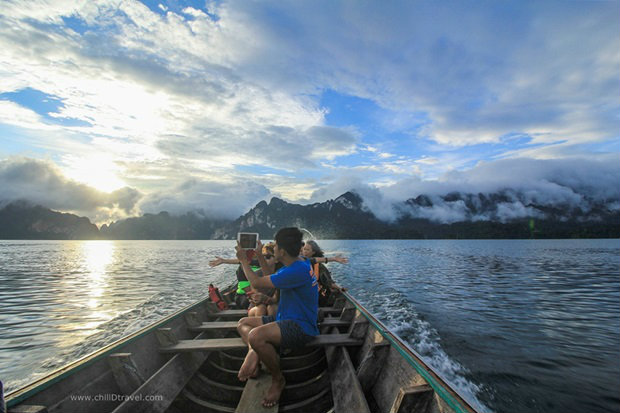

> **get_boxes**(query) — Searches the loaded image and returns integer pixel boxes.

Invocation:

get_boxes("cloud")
[4,1,616,155]
[316,156,620,223]
[0,0,618,225]
[0,1,363,178]
[217,1,619,146]
[138,178,273,219]
[155,124,358,172]
[0,157,141,223]
[0,156,273,222]
[2,154,618,226]
[439,156,620,201]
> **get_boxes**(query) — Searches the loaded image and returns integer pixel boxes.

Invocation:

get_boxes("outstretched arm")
[314,255,348,265]
[208,257,240,267]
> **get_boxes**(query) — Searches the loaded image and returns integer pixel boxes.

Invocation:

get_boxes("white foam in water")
[364,290,492,413]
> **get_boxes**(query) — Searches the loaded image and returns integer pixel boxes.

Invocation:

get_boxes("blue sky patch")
[0,88,92,128]
[320,89,382,130]
[1,88,64,116]
[139,0,218,20]
[61,15,90,35]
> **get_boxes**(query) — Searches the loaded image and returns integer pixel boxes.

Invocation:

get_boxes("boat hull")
[6,287,480,413]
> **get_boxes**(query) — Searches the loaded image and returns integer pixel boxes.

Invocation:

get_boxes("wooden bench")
[159,334,362,353]
[206,307,344,320]
[206,309,248,319]
[319,307,345,316]
[188,318,351,332]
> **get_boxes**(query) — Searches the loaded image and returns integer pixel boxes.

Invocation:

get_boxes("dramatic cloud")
[320,156,620,223]
[138,178,273,220]
[0,1,617,222]
[0,157,141,223]
[220,1,619,146]
[0,156,274,222]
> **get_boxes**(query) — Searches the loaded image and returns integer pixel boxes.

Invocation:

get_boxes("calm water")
[0,239,619,413]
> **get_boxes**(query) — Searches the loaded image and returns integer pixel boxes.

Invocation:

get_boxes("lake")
[0,239,618,412]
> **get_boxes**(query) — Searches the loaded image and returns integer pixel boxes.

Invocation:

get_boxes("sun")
[63,154,127,193]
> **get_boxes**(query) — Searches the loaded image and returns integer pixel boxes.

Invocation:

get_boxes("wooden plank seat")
[189,318,352,332]
[159,334,363,354]
[319,307,345,316]
[206,307,344,320]
[189,321,240,331]
[206,309,248,319]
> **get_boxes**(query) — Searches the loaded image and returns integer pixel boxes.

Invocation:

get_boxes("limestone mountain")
[1,189,618,240]
[0,201,99,239]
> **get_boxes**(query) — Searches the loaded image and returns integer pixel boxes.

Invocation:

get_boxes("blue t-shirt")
[270,259,319,336]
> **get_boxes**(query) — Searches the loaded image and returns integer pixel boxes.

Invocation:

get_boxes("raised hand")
[235,241,247,263]
[254,239,263,257]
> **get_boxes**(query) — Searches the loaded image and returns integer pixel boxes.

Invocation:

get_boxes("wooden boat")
[5,286,481,413]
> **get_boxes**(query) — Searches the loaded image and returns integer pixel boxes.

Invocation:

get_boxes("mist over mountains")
[1,186,618,240]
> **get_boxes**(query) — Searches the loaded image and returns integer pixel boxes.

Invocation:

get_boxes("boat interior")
[6,289,477,413]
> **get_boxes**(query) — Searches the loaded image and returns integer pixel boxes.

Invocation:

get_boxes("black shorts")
[261,315,315,352]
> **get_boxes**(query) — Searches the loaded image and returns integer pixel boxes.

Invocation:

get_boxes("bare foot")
[238,350,259,382]
[262,374,285,408]
[249,363,260,379]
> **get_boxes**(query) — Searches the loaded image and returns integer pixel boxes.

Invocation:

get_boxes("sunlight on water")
[0,240,234,394]
[83,241,113,308]
[53,241,118,337]
[1,239,618,413]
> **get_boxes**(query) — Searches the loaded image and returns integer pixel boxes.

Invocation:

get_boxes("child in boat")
[236,227,318,408]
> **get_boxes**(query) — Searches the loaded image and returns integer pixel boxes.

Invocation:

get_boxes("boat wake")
[354,287,492,413]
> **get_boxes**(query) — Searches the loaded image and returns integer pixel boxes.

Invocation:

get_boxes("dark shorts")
[261,315,315,352]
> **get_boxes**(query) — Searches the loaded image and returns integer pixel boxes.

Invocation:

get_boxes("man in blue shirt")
[236,227,318,408]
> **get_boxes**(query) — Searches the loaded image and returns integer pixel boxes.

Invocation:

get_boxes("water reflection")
[81,241,115,332]
[83,241,113,308]
[0,240,232,395]
[55,241,117,337]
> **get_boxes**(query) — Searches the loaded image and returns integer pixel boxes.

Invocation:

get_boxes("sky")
[0,0,619,225]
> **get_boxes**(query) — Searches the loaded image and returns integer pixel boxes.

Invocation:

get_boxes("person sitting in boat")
[301,240,347,306]
[235,227,318,408]
[209,252,263,309]
[247,242,280,317]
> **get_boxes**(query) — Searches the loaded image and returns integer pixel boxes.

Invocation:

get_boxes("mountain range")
[1,190,618,240]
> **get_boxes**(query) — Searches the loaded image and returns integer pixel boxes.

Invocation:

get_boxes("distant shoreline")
[3,198,619,241]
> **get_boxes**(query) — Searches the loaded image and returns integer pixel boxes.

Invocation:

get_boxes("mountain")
[99,211,228,240]
[1,190,618,240]
[213,192,395,239]
[213,191,620,239]
[0,201,99,239]
[401,190,618,223]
